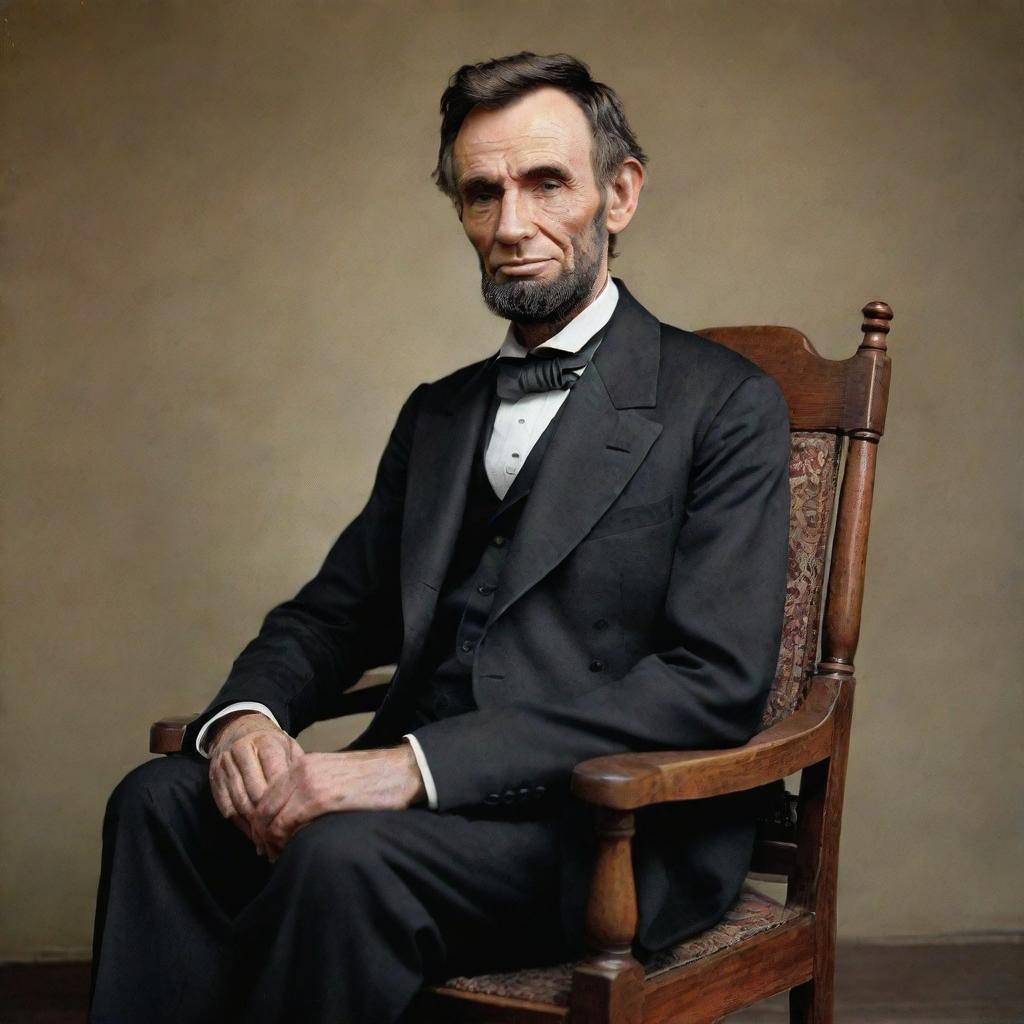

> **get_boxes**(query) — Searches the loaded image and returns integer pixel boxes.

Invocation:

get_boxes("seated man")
[91,51,790,1024]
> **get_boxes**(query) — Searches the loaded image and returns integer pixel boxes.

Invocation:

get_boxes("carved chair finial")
[859,300,893,351]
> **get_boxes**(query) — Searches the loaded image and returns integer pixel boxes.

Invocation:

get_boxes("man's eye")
[537,180,562,193]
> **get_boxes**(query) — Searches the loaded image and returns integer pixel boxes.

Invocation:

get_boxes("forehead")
[453,86,596,183]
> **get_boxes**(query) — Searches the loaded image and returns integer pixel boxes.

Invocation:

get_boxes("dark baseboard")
[3,938,1023,1023]
[0,961,91,1023]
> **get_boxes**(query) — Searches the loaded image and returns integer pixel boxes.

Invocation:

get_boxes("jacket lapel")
[486,281,664,627]
[399,359,493,664]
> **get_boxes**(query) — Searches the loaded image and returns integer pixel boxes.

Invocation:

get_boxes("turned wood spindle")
[584,808,639,959]
[818,301,892,677]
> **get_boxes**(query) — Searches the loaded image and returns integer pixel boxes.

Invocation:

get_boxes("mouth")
[495,258,554,278]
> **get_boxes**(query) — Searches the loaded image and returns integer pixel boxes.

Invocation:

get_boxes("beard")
[478,207,607,326]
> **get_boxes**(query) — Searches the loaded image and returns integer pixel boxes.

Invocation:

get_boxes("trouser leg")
[92,757,569,1024]
[90,754,271,1024]
[235,807,569,1024]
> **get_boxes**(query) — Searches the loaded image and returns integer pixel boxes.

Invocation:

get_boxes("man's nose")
[493,191,534,247]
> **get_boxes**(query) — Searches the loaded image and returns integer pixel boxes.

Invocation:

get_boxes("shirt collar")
[497,276,619,359]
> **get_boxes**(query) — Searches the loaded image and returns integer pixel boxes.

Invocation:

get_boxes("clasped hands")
[207,712,426,860]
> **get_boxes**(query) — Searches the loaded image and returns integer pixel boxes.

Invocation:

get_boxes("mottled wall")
[2,0,1021,958]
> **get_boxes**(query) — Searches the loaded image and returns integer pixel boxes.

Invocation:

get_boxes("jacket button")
[535,785,546,797]
[593,618,609,631]
[519,787,531,801]
[589,659,605,672]
[484,793,500,806]
[460,640,474,653]
[477,583,497,596]
[502,790,516,804]
[492,535,506,547]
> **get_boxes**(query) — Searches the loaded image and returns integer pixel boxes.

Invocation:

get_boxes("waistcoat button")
[589,659,605,672]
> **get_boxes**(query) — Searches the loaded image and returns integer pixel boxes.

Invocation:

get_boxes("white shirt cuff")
[402,733,439,810]
[194,702,280,758]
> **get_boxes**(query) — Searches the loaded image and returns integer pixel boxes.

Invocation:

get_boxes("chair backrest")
[698,302,893,725]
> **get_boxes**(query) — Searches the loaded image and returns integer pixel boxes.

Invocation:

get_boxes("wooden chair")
[151,299,894,1024]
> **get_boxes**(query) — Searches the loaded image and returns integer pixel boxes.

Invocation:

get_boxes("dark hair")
[433,53,647,254]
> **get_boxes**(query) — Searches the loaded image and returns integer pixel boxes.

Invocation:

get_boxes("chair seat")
[440,887,802,1008]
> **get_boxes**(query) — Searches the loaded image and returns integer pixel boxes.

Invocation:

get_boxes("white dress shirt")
[483,276,619,499]
[196,277,621,812]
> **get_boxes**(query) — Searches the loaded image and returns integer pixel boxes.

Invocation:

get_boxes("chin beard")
[479,214,607,326]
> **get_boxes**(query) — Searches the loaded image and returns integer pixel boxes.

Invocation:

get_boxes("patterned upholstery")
[761,432,842,727]
[441,888,801,1007]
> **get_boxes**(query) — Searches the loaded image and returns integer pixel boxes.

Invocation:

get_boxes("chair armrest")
[150,715,197,754]
[147,668,395,754]
[570,675,843,810]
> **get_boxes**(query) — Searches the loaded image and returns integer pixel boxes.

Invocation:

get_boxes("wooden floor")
[1,941,1021,1023]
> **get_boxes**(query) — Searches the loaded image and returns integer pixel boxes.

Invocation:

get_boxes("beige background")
[2,0,1022,960]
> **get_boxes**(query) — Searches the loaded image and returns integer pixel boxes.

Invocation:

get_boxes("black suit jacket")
[184,279,791,956]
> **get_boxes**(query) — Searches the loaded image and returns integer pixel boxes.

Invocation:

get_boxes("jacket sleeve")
[182,384,427,751]
[410,373,791,811]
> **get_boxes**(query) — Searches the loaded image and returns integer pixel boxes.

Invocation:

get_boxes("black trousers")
[90,755,574,1024]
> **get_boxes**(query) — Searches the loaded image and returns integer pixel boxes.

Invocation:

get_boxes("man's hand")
[253,744,427,860]
[207,711,303,855]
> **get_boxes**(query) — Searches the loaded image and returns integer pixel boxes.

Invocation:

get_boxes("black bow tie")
[494,330,604,402]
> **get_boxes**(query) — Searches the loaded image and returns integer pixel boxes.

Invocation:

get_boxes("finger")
[251,771,297,854]
[232,740,270,806]
[223,753,257,826]
[209,761,239,821]
[265,789,304,853]
[222,760,266,853]
[254,766,296,833]
[256,738,289,784]
[211,757,265,853]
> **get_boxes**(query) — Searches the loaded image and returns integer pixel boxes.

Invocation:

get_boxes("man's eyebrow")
[458,174,501,195]
[519,164,573,182]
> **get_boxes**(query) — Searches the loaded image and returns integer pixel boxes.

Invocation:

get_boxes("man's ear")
[604,158,645,236]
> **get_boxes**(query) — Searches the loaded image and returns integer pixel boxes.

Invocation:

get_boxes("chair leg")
[789,977,832,1023]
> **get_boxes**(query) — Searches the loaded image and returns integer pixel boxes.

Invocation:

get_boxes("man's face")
[453,87,610,326]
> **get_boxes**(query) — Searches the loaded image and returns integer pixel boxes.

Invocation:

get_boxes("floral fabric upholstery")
[441,888,800,1007]
[761,432,842,728]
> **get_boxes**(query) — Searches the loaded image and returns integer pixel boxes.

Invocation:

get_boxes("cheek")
[461,216,493,253]
[535,201,592,247]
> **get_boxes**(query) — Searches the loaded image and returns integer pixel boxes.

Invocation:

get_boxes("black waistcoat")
[407,389,564,728]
